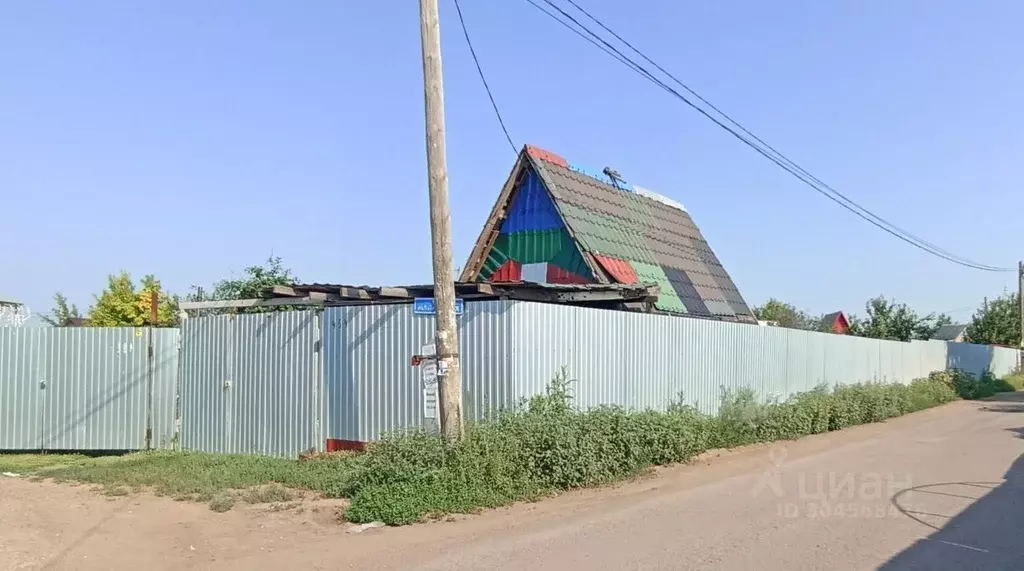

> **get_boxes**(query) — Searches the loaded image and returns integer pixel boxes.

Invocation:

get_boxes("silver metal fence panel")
[929,341,950,374]
[901,341,916,382]
[735,320,790,402]
[2,327,178,451]
[322,306,350,443]
[945,342,1019,378]
[782,329,809,396]
[508,301,577,405]
[459,300,514,422]
[331,303,434,443]
[672,317,714,411]
[878,339,895,382]
[229,311,321,457]
[946,342,991,377]
[915,340,949,377]
[801,330,828,389]
[879,339,898,383]
[0,328,45,449]
[41,328,148,450]
[506,302,974,417]
[991,346,1019,377]
[325,300,513,443]
[180,312,321,457]
[625,310,685,411]
[821,333,849,386]
[572,306,630,410]
[180,316,231,453]
[150,329,180,449]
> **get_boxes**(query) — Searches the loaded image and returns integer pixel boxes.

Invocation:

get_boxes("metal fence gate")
[0,327,179,451]
[178,311,323,457]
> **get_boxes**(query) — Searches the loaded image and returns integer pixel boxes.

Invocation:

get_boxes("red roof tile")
[547,264,590,285]
[488,259,522,282]
[593,254,639,284]
[525,145,568,168]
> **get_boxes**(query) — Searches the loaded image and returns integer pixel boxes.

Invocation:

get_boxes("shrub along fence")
[342,369,1009,525]
[1,300,1020,456]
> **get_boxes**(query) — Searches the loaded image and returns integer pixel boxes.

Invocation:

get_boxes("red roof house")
[821,311,850,334]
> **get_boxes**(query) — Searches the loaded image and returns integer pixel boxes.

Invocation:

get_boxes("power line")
[523,0,647,74]
[936,305,976,315]
[533,0,1011,272]
[559,0,996,270]
[523,0,1014,272]
[452,0,517,153]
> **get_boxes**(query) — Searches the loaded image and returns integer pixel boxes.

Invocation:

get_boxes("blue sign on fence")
[413,297,464,316]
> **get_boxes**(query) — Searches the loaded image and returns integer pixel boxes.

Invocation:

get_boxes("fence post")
[313,308,324,453]
[145,327,154,450]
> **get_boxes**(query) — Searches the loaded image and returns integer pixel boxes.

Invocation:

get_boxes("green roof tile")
[631,261,688,314]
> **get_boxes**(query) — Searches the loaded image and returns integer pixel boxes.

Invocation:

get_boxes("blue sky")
[2,1,1021,322]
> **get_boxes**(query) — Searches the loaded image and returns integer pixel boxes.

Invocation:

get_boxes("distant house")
[0,298,31,327]
[931,323,968,343]
[821,311,850,334]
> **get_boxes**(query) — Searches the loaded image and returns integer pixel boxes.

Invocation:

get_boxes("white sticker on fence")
[421,343,437,419]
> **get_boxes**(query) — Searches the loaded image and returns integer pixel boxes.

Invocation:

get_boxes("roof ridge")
[525,144,690,216]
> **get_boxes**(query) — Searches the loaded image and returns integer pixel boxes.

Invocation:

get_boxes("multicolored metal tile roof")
[463,145,755,322]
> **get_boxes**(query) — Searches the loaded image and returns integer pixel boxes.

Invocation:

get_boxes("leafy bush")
[940,369,1016,400]
[343,369,1008,525]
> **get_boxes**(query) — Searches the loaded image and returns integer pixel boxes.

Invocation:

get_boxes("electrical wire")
[560,0,1008,272]
[535,0,1010,272]
[523,0,1014,272]
[452,0,517,153]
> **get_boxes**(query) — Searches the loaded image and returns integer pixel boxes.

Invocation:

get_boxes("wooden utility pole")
[419,0,463,439]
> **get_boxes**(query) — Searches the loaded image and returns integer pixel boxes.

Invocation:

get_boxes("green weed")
[208,492,236,513]
[343,369,1012,525]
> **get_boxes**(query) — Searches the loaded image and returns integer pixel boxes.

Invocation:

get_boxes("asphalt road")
[343,392,1024,571]
[5,393,1024,570]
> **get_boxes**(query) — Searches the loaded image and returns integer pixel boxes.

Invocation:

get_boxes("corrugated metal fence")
[508,302,964,413]
[323,301,513,444]
[0,327,179,451]
[323,301,1021,442]
[178,311,322,456]
[2,300,1021,456]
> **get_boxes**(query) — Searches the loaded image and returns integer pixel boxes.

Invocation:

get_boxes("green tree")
[846,296,949,342]
[187,256,298,313]
[752,298,816,330]
[40,293,82,327]
[88,272,179,327]
[965,292,1020,346]
[915,312,953,341]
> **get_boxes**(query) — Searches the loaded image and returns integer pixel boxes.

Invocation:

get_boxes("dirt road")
[4,394,1024,570]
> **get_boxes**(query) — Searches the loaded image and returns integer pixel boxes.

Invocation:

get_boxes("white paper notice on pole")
[421,343,437,419]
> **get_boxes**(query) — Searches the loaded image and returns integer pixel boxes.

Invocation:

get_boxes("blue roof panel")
[501,168,564,234]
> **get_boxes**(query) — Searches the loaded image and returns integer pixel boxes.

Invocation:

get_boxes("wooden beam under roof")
[180,297,323,311]
[270,285,299,297]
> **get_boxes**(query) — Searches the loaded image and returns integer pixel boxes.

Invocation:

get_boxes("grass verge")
[0,369,1014,524]
[0,450,360,504]
[1002,372,1024,391]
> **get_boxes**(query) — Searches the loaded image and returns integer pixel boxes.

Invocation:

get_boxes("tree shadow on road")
[977,391,1024,413]
[879,435,1024,568]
